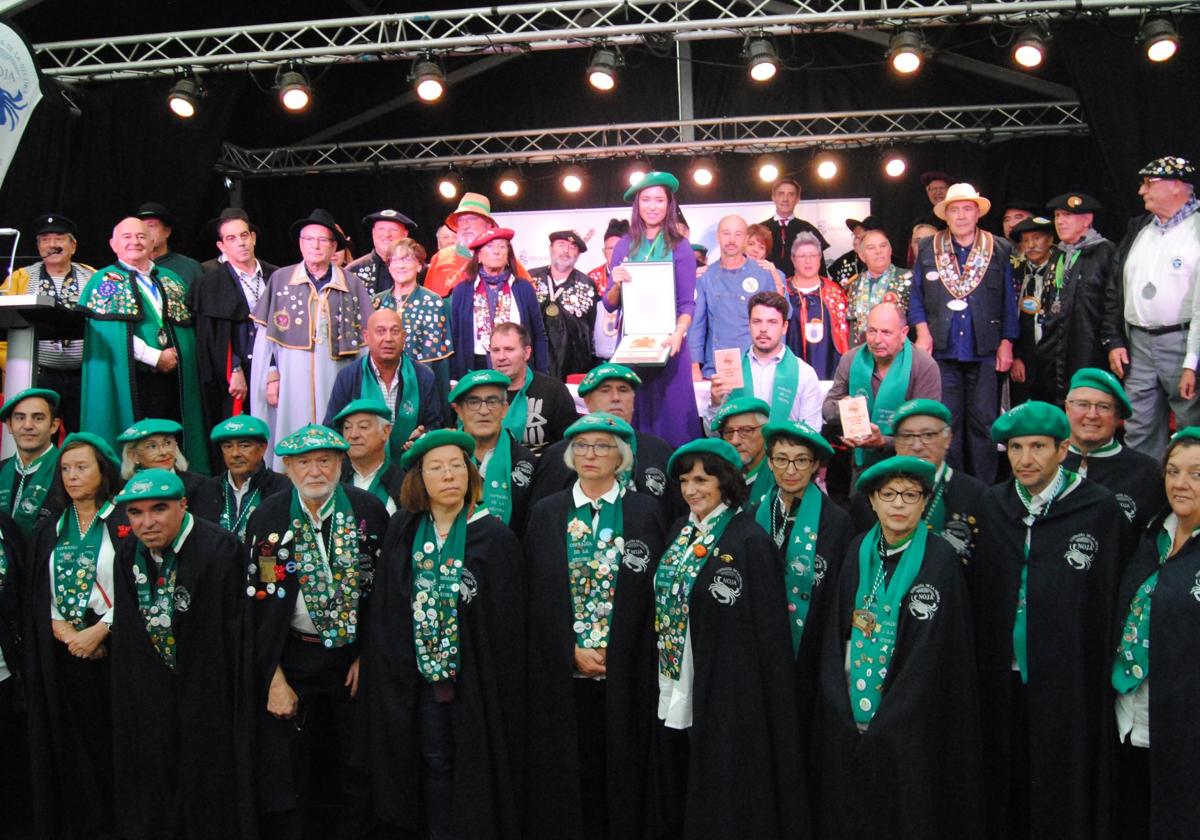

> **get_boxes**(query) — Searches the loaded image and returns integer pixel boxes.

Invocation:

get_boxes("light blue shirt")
[689,257,781,376]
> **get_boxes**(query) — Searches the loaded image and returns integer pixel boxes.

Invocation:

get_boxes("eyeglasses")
[137,438,178,454]
[1141,177,1163,187]
[461,396,506,411]
[571,440,618,457]
[894,429,947,446]
[423,461,469,476]
[1065,399,1116,416]
[390,255,419,265]
[719,424,764,441]
[299,235,336,245]
[874,488,925,505]
[769,455,814,472]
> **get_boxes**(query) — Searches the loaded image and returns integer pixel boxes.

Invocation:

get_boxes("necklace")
[73,502,97,538]
[769,493,796,548]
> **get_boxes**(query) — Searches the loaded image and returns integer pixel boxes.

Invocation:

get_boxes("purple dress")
[603,235,702,447]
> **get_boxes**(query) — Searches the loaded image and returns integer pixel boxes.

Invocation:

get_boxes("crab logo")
[622,539,650,573]
[174,585,192,613]
[709,566,743,605]
[812,554,828,586]
[1191,571,1200,603]
[1116,493,1137,523]
[942,518,974,557]
[460,569,478,604]
[908,583,940,620]
[1065,533,1098,571]
[643,468,667,497]
[415,570,437,592]
[511,461,534,488]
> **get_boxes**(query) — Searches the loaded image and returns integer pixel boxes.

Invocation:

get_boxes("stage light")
[562,165,585,194]
[691,157,716,187]
[167,76,201,119]
[587,46,621,91]
[497,168,520,198]
[756,156,780,183]
[437,172,462,200]
[1142,18,1179,62]
[884,154,907,178]
[888,30,925,74]
[278,69,311,112]
[1012,25,1049,69]
[627,160,648,188]
[816,156,838,181]
[411,57,446,102]
[746,37,779,82]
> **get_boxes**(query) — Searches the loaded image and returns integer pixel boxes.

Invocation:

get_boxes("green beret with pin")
[117,418,183,443]
[400,429,476,471]
[711,396,771,432]
[762,420,834,460]
[448,369,512,403]
[855,455,937,492]
[990,401,1070,444]
[114,468,185,504]
[578,362,642,397]
[1067,367,1132,419]
[210,415,270,442]
[667,437,743,476]
[891,398,953,429]
[274,424,349,456]
[563,412,636,443]
[332,398,393,429]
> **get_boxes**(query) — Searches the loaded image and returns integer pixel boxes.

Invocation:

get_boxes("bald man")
[689,214,783,377]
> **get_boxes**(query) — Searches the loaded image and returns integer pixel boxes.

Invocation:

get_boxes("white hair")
[120,440,188,480]
[563,432,635,476]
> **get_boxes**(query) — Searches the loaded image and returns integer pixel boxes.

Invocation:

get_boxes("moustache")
[45,246,64,255]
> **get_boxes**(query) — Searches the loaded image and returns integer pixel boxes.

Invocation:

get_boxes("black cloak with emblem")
[528,265,598,380]
[812,532,984,837]
[356,509,525,839]
[971,477,1122,840]
[109,515,256,840]
[523,489,666,840]
[242,485,388,815]
[653,512,811,840]
[1063,445,1164,545]
[190,464,291,536]
[485,431,537,536]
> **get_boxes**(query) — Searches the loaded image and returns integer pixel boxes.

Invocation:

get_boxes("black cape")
[189,465,292,533]
[243,486,389,813]
[357,510,525,839]
[972,478,1121,840]
[176,468,207,502]
[0,510,26,689]
[1064,444,1164,545]
[813,533,984,838]
[655,511,810,840]
[110,517,256,840]
[523,489,666,840]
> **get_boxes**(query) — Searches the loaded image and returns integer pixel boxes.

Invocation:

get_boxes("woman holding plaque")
[524,413,666,840]
[357,429,524,840]
[603,171,702,447]
[813,455,982,837]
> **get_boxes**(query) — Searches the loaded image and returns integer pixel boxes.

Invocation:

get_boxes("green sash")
[477,434,515,525]
[745,458,776,510]
[411,506,468,684]
[502,372,534,447]
[848,523,928,726]
[220,477,261,542]
[653,507,736,679]
[567,486,625,649]
[131,513,191,672]
[360,355,420,463]
[361,454,393,506]
[52,503,110,629]
[735,347,800,424]
[0,446,58,532]
[756,483,823,655]
[848,342,912,468]
[291,487,361,648]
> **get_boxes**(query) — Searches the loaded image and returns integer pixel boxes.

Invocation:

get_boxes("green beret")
[274,424,349,457]
[115,468,185,504]
[691,243,709,256]
[855,455,937,492]
[210,415,270,443]
[400,429,476,471]
[1171,427,1200,445]
[1067,367,1132,419]
[332,398,393,428]
[448,369,511,403]
[990,401,1070,444]
[0,387,60,421]
[892,398,952,429]
[563,412,635,443]
[623,171,680,203]
[667,438,743,477]
[762,420,834,460]
[117,418,183,444]
[578,362,642,397]
[61,432,120,469]
[710,396,771,432]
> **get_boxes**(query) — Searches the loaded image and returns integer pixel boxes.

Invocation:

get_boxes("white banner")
[0,20,42,188]
[493,197,872,275]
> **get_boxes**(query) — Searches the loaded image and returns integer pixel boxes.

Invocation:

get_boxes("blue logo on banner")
[0,88,28,130]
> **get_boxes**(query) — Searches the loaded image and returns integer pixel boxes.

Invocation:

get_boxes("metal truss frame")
[35,0,1198,81]
[215,101,1089,178]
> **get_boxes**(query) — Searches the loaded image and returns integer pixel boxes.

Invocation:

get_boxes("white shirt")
[1122,215,1200,344]
[118,260,167,368]
[704,345,823,431]
[472,279,523,356]
[290,495,334,634]
[48,503,117,626]
[368,358,400,414]
[227,472,252,512]
[352,461,397,515]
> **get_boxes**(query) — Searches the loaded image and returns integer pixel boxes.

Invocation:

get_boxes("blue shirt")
[689,257,780,376]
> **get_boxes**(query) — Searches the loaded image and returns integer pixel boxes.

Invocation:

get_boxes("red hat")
[469,228,515,250]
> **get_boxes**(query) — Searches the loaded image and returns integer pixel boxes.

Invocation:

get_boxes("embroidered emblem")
[273,310,291,330]
[174,585,192,613]
[1115,493,1137,523]
[98,278,118,297]
[942,518,974,557]
[812,554,828,586]
[908,583,940,619]
[1190,570,1200,603]
[708,566,743,605]
[643,467,667,496]
[511,460,534,488]
[742,276,758,293]
[623,539,650,573]
[460,568,478,603]
[1065,533,1098,571]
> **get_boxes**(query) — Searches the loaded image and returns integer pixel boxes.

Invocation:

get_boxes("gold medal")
[259,559,276,583]
[1019,296,1041,316]
[852,608,877,637]
[545,302,560,317]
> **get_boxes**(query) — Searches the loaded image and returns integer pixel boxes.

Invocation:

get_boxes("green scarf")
[629,231,671,262]
[735,347,800,424]
[291,487,361,648]
[360,355,420,463]
[360,453,393,507]
[411,506,469,684]
[653,506,736,679]
[567,485,625,649]
[1067,438,1120,479]
[0,445,58,532]
[477,435,515,525]
[502,372,534,447]
[52,503,110,629]
[220,476,261,542]
[848,342,912,468]
[745,458,776,510]
[924,464,951,532]
[755,483,823,655]
[849,522,928,726]
[132,513,191,672]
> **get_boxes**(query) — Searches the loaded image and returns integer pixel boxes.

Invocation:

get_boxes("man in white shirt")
[759,178,829,276]
[334,398,401,514]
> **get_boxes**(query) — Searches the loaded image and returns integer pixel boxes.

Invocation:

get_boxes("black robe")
[972,478,1122,840]
[190,465,292,534]
[110,517,255,840]
[813,533,984,838]
[0,510,26,690]
[524,489,666,840]
[177,468,207,502]
[1111,516,1200,836]
[528,266,598,380]
[528,429,686,523]
[487,432,537,537]
[357,510,525,839]
[655,511,810,840]
[243,486,389,814]
[1064,444,1164,545]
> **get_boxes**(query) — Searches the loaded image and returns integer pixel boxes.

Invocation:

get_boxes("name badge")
[946,299,969,312]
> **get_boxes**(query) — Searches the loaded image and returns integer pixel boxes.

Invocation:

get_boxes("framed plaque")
[610,261,676,366]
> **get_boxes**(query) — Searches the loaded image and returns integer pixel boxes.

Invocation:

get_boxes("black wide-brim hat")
[289,208,349,250]
[207,207,260,239]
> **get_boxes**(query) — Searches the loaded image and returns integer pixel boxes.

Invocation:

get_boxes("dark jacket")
[449,277,549,379]
[760,216,830,277]
[322,354,446,433]
[915,234,1014,356]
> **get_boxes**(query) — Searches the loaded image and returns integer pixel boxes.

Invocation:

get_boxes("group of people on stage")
[0,153,1197,840]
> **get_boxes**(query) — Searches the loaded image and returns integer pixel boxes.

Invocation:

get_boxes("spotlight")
[277,69,311,112]
[497,168,520,198]
[587,46,621,91]
[167,76,201,119]
[745,36,779,82]
[562,164,585,194]
[411,56,446,102]
[816,156,838,181]
[756,156,780,183]
[691,157,716,187]
[1142,18,1180,63]
[437,172,462,200]
[884,154,907,178]
[1012,25,1049,69]
[627,160,648,188]
[887,30,926,74]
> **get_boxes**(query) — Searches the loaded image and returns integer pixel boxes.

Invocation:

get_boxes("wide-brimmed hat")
[933,183,992,221]
[208,207,259,239]
[289,208,349,250]
[446,193,496,231]
[135,201,175,228]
